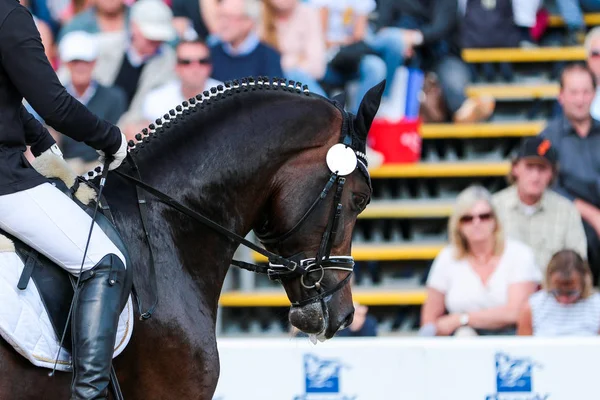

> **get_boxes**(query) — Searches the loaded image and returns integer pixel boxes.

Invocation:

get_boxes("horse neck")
[104,89,337,319]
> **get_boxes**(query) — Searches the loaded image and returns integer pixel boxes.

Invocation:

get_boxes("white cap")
[131,0,176,42]
[58,31,98,63]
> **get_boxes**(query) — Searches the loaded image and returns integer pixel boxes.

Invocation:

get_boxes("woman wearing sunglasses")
[420,185,542,336]
[517,249,600,336]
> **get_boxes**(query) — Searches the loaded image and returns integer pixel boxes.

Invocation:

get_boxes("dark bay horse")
[0,78,384,399]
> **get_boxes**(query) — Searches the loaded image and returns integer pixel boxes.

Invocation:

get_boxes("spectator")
[55,31,127,174]
[420,185,541,336]
[540,62,600,285]
[22,0,66,37]
[460,0,521,49]
[336,303,377,337]
[376,0,495,123]
[141,40,222,123]
[510,0,543,47]
[260,0,327,96]
[20,0,57,67]
[74,0,177,139]
[585,28,600,120]
[36,16,57,69]
[210,0,284,82]
[310,0,386,113]
[493,136,587,272]
[56,0,93,28]
[518,250,600,336]
[554,0,600,45]
[172,0,219,41]
[58,0,129,42]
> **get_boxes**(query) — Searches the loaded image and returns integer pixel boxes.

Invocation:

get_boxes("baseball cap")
[515,136,558,166]
[130,0,176,42]
[58,31,98,63]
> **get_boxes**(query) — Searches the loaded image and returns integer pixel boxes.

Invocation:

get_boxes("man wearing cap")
[540,62,600,282]
[87,0,177,139]
[57,31,128,174]
[492,136,587,273]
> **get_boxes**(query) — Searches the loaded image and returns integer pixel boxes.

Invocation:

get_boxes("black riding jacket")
[0,0,121,195]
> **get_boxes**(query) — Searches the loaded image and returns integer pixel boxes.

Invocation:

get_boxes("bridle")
[108,100,371,316]
[255,171,357,308]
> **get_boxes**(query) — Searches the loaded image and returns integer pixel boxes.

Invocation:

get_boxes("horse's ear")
[353,80,386,139]
[332,92,347,108]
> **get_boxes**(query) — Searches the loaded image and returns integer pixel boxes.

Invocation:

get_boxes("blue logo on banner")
[304,354,341,393]
[485,352,550,400]
[293,354,356,400]
[496,352,535,392]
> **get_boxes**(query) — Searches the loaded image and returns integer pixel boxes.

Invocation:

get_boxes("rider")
[0,2,129,399]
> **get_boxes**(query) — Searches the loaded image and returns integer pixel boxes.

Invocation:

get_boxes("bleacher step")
[219,287,427,307]
[360,200,454,219]
[466,83,558,100]
[462,47,585,63]
[421,121,544,138]
[252,242,445,262]
[369,161,510,178]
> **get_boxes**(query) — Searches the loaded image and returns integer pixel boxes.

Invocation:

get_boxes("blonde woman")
[260,0,327,96]
[518,249,600,336]
[420,185,542,336]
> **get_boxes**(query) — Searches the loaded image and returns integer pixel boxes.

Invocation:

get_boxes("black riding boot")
[70,254,130,400]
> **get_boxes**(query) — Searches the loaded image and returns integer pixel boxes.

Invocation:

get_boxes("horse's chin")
[289,302,330,338]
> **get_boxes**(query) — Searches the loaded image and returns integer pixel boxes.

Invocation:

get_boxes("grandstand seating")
[217,14,595,336]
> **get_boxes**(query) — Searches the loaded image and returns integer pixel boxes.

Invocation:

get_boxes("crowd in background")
[19,0,600,338]
[421,62,600,338]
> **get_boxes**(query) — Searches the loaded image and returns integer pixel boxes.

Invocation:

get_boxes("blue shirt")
[209,34,284,82]
[540,116,600,206]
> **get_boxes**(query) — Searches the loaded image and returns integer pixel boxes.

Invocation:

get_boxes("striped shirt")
[530,291,600,336]
[492,185,587,272]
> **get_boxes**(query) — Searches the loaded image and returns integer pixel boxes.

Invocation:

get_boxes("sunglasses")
[550,289,581,299]
[177,57,212,66]
[459,212,494,224]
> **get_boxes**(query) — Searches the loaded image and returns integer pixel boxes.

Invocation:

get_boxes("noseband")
[112,100,370,313]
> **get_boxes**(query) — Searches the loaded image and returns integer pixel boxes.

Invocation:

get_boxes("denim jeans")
[322,54,386,113]
[365,28,405,98]
[433,55,471,114]
[284,68,327,97]
[555,0,600,30]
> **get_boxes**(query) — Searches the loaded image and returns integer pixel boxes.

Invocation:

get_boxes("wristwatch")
[459,313,470,327]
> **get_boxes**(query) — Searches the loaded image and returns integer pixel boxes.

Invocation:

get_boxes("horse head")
[254,81,385,339]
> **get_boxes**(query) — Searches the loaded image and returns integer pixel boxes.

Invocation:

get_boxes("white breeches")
[0,182,126,274]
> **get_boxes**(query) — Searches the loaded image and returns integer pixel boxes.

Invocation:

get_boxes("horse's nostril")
[341,311,354,330]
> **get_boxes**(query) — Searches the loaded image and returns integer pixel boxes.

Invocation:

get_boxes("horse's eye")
[352,194,368,211]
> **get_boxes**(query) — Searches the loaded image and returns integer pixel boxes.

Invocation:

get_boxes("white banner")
[213,337,600,400]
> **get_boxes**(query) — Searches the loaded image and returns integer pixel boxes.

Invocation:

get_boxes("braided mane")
[129,76,310,151]
[84,76,313,179]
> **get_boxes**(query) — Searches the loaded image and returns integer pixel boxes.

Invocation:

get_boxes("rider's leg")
[0,182,130,399]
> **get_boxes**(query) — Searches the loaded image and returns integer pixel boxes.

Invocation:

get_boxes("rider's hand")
[97,132,127,170]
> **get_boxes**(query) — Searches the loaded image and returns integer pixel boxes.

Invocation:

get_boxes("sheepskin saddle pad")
[0,153,134,372]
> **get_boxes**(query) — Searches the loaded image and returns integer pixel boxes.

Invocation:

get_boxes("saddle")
[4,176,133,349]
[0,153,132,399]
